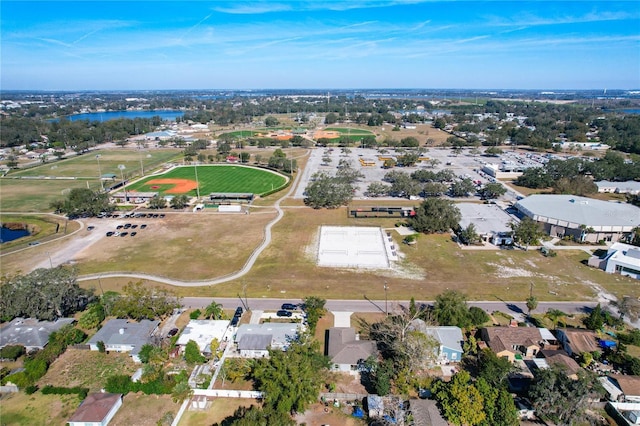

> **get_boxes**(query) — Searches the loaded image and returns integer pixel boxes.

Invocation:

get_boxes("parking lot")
[294,146,541,203]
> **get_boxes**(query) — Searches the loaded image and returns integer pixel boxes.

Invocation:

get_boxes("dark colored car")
[131,224,138,229]
[281,303,297,311]
[123,223,131,229]
[130,232,137,236]
[167,328,179,337]
[120,232,128,237]
[230,316,239,327]
[234,307,243,317]
[159,214,165,218]
[87,226,95,231]
[116,225,123,229]
[106,232,114,237]
[276,310,293,317]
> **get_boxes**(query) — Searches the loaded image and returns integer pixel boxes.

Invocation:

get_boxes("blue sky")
[1,1,639,90]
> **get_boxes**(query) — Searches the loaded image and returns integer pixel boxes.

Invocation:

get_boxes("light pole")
[138,149,145,176]
[194,161,201,201]
[384,282,389,316]
[96,155,103,190]
[46,251,53,269]
[118,164,127,203]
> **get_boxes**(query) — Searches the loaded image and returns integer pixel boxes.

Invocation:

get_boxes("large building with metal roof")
[514,194,640,243]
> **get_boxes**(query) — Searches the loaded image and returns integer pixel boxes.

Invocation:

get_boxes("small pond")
[0,227,30,243]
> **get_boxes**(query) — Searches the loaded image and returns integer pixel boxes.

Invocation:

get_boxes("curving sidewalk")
[78,164,303,286]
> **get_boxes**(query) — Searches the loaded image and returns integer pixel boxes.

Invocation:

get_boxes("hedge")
[41,385,89,399]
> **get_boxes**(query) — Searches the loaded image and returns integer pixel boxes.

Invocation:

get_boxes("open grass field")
[0,178,104,212]
[111,393,181,426]
[0,149,181,212]
[7,149,181,180]
[126,164,287,196]
[179,398,258,426]
[324,127,375,136]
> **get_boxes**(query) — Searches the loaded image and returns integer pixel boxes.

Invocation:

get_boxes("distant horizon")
[2,1,638,91]
[3,87,639,93]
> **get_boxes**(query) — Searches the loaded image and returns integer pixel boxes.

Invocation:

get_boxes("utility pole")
[384,282,389,316]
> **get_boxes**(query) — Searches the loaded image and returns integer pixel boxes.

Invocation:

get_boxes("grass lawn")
[0,178,104,212]
[126,164,287,196]
[0,392,82,426]
[179,398,258,426]
[111,393,181,426]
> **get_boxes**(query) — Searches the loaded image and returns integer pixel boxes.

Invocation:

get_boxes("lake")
[66,110,184,122]
[0,227,30,243]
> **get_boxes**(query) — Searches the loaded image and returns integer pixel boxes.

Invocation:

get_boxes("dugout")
[348,206,415,218]
[209,192,254,204]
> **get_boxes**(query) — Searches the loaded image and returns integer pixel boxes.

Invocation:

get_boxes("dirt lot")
[110,393,180,426]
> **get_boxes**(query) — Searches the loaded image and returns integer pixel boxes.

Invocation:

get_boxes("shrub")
[190,309,201,320]
[41,385,88,399]
[105,374,133,394]
[24,385,39,395]
[0,345,25,360]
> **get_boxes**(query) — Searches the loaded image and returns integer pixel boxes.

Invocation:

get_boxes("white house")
[602,243,640,280]
[68,393,123,426]
[87,319,159,362]
[176,320,230,355]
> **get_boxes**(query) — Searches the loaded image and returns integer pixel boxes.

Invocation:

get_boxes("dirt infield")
[313,130,341,139]
[143,178,198,194]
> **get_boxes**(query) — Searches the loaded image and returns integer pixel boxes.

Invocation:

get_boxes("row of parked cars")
[105,223,148,237]
[276,303,300,317]
[98,212,165,219]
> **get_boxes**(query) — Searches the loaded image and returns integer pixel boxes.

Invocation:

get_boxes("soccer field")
[127,164,288,196]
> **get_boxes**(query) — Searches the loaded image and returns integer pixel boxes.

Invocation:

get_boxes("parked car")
[167,328,179,337]
[130,232,137,236]
[230,316,240,327]
[281,303,297,311]
[140,224,147,229]
[120,232,128,237]
[87,226,95,231]
[276,310,293,317]
[234,307,243,317]
[106,232,114,237]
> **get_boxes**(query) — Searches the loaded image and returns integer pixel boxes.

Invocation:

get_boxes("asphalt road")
[183,296,599,317]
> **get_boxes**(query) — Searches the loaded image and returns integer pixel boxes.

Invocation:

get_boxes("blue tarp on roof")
[599,340,617,349]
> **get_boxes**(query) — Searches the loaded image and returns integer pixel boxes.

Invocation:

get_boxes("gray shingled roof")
[235,323,299,349]
[327,327,377,365]
[238,334,272,351]
[515,194,640,230]
[0,318,75,350]
[409,399,448,426]
[87,319,158,355]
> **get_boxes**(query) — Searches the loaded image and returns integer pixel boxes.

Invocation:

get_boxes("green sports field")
[126,165,288,196]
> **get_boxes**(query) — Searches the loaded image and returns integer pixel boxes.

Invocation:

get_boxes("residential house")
[408,399,448,426]
[176,320,231,355]
[0,317,75,351]
[589,242,640,280]
[601,375,640,402]
[531,350,582,379]
[480,327,555,362]
[423,326,464,363]
[326,327,377,374]
[87,319,159,363]
[235,323,300,358]
[555,328,601,357]
[409,320,464,363]
[68,393,123,426]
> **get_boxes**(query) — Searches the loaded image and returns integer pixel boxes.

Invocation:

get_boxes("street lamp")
[46,251,53,269]
[138,149,145,176]
[118,164,127,203]
[96,155,103,190]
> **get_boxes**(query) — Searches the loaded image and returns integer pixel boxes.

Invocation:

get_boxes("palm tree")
[544,309,567,330]
[205,301,225,320]
[526,296,538,316]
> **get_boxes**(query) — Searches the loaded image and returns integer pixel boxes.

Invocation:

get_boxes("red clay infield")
[144,178,198,194]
